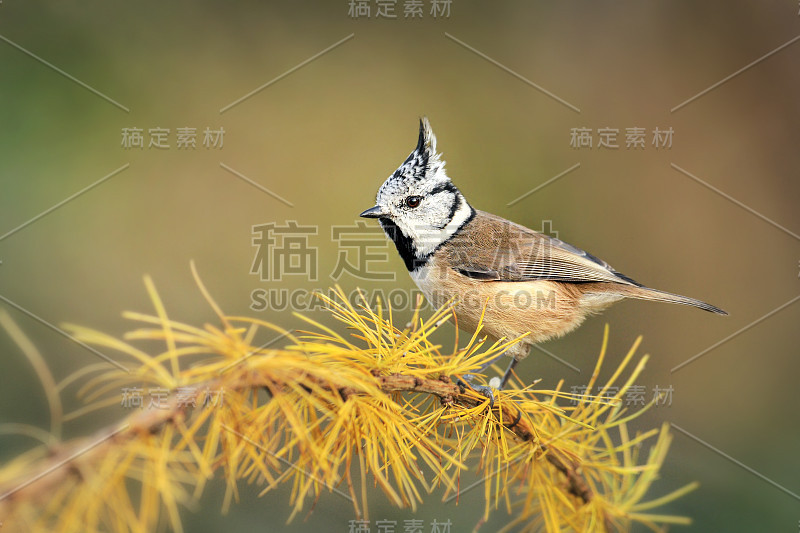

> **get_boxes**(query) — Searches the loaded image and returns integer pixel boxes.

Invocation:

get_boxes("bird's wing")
[445,210,641,286]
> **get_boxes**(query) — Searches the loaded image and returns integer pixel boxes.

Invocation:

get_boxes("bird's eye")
[405,196,422,208]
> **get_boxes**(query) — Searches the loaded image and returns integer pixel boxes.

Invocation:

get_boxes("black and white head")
[360,118,475,271]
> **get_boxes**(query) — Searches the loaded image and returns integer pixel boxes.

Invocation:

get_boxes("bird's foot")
[469,384,496,407]
[457,376,498,407]
[457,377,523,425]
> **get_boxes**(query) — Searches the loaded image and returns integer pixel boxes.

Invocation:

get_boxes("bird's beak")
[359,206,386,218]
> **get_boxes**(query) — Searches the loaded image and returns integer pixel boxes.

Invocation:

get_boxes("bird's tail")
[620,286,728,315]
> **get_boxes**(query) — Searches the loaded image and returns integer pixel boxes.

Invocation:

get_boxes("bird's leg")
[458,350,510,407]
[462,350,507,383]
[464,356,520,406]
[498,357,519,389]
[459,379,496,407]
[458,343,530,406]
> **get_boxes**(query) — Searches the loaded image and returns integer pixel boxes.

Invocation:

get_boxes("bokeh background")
[1,1,798,531]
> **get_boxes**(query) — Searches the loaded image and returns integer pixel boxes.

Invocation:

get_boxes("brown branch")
[377,374,606,529]
[0,370,599,527]
[0,406,179,515]
[373,374,595,506]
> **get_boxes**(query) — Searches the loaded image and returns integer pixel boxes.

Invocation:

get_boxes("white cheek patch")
[395,192,473,258]
[423,191,456,229]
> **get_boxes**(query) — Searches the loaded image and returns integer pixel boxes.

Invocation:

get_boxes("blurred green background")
[1,1,798,531]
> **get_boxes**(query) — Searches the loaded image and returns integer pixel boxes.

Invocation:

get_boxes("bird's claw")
[457,376,498,407]
[469,384,496,408]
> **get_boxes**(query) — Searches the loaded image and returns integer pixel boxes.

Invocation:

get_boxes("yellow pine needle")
[0,311,62,440]
[143,276,179,382]
[0,275,698,533]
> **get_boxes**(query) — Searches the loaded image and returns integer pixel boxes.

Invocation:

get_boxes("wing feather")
[444,210,640,286]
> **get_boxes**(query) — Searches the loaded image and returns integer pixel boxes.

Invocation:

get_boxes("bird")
[360,117,726,400]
